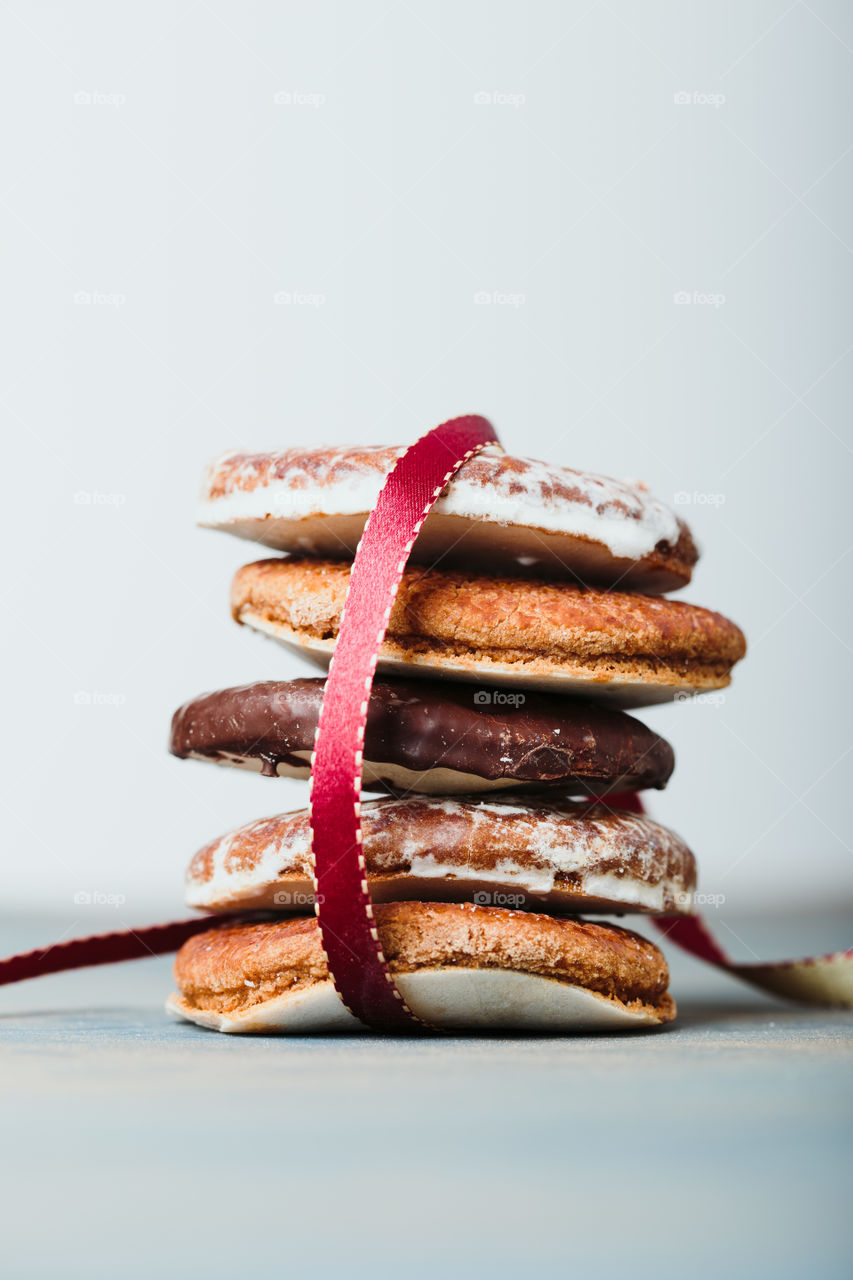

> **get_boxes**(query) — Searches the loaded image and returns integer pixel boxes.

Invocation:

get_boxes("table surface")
[2,911,851,1280]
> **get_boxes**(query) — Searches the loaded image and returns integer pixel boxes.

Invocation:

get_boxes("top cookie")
[199,444,698,593]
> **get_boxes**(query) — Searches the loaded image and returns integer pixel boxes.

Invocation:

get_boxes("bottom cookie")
[167,902,675,1033]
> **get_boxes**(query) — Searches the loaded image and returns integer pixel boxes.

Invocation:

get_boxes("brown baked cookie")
[183,796,696,916]
[169,677,675,796]
[198,444,697,592]
[230,558,746,708]
[167,902,676,1033]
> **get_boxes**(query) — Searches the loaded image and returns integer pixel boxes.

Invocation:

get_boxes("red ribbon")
[308,415,499,1030]
[609,791,853,1008]
[0,917,215,987]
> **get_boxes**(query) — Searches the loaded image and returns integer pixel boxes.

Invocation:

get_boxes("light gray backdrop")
[1,0,851,930]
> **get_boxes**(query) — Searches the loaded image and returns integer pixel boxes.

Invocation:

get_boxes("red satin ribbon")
[609,791,853,1008]
[0,917,215,987]
[308,415,499,1030]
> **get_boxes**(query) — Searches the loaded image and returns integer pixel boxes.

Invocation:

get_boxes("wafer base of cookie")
[242,612,728,708]
[168,904,675,1034]
[168,967,674,1033]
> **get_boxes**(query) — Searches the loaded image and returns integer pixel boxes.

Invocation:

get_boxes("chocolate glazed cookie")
[170,676,674,797]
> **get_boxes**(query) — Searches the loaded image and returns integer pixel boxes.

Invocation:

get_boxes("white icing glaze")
[199,445,682,562]
[185,796,694,914]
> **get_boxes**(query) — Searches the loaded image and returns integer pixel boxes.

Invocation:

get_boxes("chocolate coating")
[169,677,674,796]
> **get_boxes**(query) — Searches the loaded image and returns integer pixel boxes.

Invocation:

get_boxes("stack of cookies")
[167,444,745,1033]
